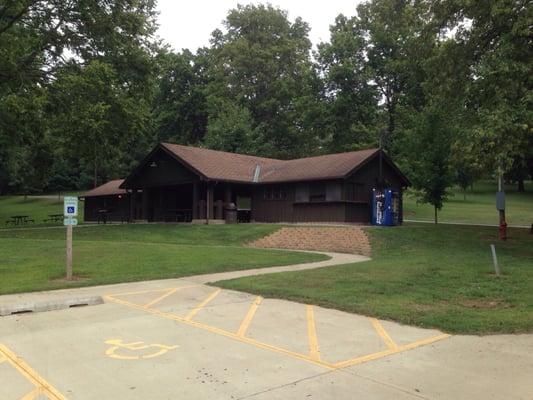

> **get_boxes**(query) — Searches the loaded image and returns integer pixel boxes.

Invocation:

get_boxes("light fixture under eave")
[149,161,157,168]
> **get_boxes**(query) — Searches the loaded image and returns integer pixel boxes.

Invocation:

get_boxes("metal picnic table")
[44,214,64,223]
[6,215,34,226]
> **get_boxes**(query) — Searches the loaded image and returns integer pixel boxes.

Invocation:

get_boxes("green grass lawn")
[0,224,328,295]
[404,180,533,226]
[0,194,83,227]
[215,223,533,335]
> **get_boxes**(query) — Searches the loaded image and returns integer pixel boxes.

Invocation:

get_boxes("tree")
[407,107,454,224]
[204,4,321,158]
[152,49,208,145]
[48,60,152,188]
[0,0,159,193]
[355,0,437,154]
[203,99,255,153]
[440,0,532,183]
[316,14,378,152]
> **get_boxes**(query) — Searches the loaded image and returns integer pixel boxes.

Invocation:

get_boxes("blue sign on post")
[64,196,78,217]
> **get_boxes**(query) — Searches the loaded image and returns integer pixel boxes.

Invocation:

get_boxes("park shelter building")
[82,143,410,224]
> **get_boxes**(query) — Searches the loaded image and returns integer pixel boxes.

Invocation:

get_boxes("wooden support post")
[192,181,199,220]
[224,185,232,220]
[66,224,73,280]
[206,183,213,224]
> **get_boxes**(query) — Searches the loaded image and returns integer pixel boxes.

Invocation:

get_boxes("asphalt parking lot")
[1,277,532,400]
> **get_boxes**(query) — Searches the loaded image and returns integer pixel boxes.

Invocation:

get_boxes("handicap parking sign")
[64,196,78,217]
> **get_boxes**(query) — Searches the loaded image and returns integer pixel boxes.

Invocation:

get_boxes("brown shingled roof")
[82,179,127,197]
[122,143,409,187]
[161,143,280,183]
[160,143,383,184]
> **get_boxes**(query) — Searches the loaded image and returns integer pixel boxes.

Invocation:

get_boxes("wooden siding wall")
[126,149,198,189]
[343,158,405,202]
[293,202,346,222]
[252,157,406,224]
[251,184,295,222]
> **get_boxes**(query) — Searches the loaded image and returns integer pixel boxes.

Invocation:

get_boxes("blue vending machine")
[372,188,400,226]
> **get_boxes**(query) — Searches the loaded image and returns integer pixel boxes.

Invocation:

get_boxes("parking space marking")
[184,288,222,321]
[19,387,41,400]
[105,289,452,371]
[0,343,67,400]
[107,287,182,297]
[370,318,398,350]
[334,333,451,369]
[143,285,201,308]
[105,294,335,370]
[306,305,321,361]
[237,296,262,337]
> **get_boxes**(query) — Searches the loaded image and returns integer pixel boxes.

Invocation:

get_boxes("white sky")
[156,0,363,52]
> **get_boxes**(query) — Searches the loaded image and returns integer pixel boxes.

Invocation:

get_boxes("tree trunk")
[518,178,525,192]
[434,206,438,224]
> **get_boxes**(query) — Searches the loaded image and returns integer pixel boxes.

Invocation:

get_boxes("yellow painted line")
[306,305,321,361]
[106,287,180,297]
[19,387,41,400]
[0,343,67,400]
[370,318,398,350]
[184,288,221,321]
[0,353,6,364]
[106,294,335,370]
[334,333,451,369]
[143,288,179,308]
[237,296,262,337]
[106,293,451,372]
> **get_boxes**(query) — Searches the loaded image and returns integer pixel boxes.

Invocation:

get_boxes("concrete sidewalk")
[0,251,368,316]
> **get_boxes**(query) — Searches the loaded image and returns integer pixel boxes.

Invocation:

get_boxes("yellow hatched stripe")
[237,296,262,337]
[370,318,398,350]
[184,288,222,321]
[306,305,321,361]
[0,344,67,400]
[19,387,42,400]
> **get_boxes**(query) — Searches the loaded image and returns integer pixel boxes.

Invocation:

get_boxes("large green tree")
[438,0,532,180]
[203,4,321,158]
[355,0,437,154]
[152,49,208,145]
[316,15,378,152]
[0,0,159,192]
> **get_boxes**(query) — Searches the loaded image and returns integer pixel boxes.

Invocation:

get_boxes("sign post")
[64,196,78,280]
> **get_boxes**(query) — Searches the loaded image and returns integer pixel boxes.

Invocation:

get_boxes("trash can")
[225,203,238,224]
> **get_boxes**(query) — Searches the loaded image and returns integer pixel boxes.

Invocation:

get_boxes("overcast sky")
[156,0,363,52]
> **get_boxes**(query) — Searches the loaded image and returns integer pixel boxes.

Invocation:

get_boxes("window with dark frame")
[309,182,326,202]
[263,186,287,201]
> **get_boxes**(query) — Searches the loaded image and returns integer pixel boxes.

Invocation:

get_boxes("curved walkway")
[0,251,369,315]
[185,251,369,284]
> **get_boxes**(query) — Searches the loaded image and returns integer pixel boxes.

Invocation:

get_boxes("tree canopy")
[0,0,531,197]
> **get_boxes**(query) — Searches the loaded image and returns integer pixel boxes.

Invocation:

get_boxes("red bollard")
[499,222,507,241]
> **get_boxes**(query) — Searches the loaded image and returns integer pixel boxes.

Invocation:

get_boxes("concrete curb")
[0,295,103,317]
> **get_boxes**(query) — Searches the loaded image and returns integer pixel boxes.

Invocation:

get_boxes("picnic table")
[97,209,109,224]
[44,214,64,223]
[6,215,34,226]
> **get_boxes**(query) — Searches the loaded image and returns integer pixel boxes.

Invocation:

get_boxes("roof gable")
[81,179,126,198]
[121,143,408,187]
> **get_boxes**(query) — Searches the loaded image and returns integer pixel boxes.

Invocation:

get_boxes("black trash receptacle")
[225,203,238,224]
